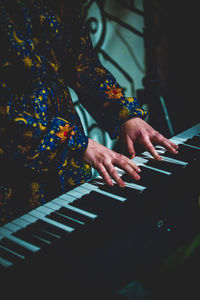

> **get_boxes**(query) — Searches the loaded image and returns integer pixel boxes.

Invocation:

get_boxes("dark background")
[142,0,199,136]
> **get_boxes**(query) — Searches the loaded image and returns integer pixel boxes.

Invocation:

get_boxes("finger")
[97,164,114,187]
[126,135,136,158]
[114,157,141,180]
[144,138,162,160]
[104,163,126,187]
[160,139,179,154]
[152,133,179,154]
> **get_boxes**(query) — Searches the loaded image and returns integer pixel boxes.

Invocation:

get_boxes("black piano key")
[0,237,31,258]
[13,228,51,248]
[32,219,70,238]
[47,212,83,229]
[121,166,167,187]
[33,228,62,242]
[146,159,183,173]
[0,245,25,264]
[19,222,62,243]
[73,191,121,214]
[24,220,70,239]
[70,191,122,215]
[164,144,199,161]
[57,207,92,224]
[186,135,200,147]
[92,179,140,198]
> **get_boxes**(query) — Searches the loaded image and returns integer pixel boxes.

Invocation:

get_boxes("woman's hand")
[83,138,141,187]
[120,117,178,160]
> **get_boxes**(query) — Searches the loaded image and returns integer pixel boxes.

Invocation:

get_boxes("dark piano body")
[1,124,200,297]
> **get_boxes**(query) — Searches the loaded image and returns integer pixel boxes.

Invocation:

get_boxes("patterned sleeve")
[0,82,88,178]
[70,15,147,139]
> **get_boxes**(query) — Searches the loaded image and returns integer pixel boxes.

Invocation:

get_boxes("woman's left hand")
[120,117,178,160]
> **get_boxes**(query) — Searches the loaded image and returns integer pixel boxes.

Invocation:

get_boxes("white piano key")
[90,183,127,202]
[38,203,84,225]
[132,156,149,165]
[170,123,200,142]
[142,164,171,175]
[122,182,147,192]
[114,168,147,192]
[35,206,52,215]
[73,186,91,195]
[142,151,188,166]
[160,156,188,166]
[58,193,75,202]
[53,198,98,219]
[82,182,99,191]
[132,157,171,174]
[0,227,40,252]
[12,218,29,228]
[28,210,74,233]
[67,190,83,198]
[0,256,13,268]
[84,181,128,201]
[45,202,60,210]
[4,222,21,233]
[21,214,37,224]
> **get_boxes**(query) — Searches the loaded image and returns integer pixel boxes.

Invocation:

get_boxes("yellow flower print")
[95,67,106,76]
[55,124,75,143]
[23,56,33,68]
[105,85,123,99]
[0,105,9,115]
[68,177,75,185]
[31,182,40,192]
[119,107,130,119]
[3,61,12,67]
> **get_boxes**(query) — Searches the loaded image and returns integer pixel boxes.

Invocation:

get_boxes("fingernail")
[120,183,126,188]
[137,167,141,172]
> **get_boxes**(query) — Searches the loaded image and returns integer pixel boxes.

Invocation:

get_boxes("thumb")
[126,136,135,158]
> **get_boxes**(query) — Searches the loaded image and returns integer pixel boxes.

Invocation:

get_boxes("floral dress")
[0,0,147,225]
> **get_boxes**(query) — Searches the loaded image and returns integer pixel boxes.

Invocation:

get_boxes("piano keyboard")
[0,123,200,279]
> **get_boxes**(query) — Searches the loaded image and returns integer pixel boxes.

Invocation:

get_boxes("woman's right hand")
[83,138,141,187]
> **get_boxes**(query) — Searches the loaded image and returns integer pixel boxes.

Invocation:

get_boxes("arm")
[69,14,178,166]
[69,17,147,140]
[0,82,88,180]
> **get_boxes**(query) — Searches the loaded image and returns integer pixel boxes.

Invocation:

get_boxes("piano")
[1,123,200,297]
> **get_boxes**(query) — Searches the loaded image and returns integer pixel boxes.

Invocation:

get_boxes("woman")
[0,0,178,225]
